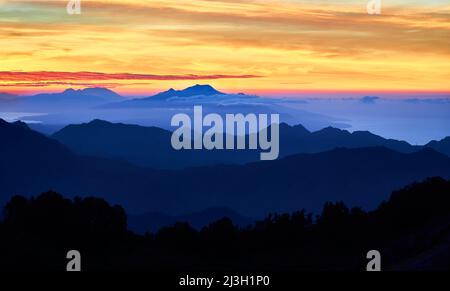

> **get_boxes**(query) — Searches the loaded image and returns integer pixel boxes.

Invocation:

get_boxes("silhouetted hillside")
[168,146,450,216]
[2,119,450,218]
[1,178,449,271]
[0,118,72,161]
[52,119,259,169]
[52,120,423,169]
[426,137,450,157]
[0,191,129,271]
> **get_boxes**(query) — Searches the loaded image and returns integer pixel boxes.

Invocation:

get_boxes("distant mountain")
[0,92,17,101]
[12,87,124,109]
[52,120,421,169]
[128,207,254,234]
[145,84,225,101]
[33,87,123,102]
[104,84,257,108]
[3,119,450,218]
[426,137,450,157]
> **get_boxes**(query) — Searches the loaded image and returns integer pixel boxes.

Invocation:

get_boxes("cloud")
[1,1,449,92]
[0,81,131,88]
[0,71,261,87]
[405,98,450,104]
[360,96,380,104]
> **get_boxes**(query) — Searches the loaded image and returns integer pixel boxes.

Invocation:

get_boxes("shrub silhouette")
[0,177,449,271]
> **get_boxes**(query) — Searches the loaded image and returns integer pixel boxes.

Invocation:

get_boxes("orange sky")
[0,0,449,96]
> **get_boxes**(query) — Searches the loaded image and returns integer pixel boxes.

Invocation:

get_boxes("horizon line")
[2,86,450,98]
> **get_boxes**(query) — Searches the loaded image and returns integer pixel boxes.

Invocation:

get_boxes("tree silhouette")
[0,177,449,271]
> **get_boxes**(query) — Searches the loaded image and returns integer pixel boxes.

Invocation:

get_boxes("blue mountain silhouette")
[52,119,424,169]
[0,92,17,101]
[2,118,450,218]
[101,84,246,109]
[12,87,124,109]
[426,137,450,157]
[142,84,225,101]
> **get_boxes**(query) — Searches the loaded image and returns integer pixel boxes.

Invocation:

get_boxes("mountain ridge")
[51,119,430,169]
[426,137,450,157]
[108,84,258,108]
[145,84,225,101]
[2,119,450,217]
[7,87,124,110]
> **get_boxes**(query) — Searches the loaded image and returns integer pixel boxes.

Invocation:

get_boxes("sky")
[0,0,449,96]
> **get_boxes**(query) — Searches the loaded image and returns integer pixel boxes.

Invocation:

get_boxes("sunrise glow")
[0,0,449,96]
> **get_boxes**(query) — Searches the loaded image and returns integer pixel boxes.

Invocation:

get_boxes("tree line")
[0,177,449,271]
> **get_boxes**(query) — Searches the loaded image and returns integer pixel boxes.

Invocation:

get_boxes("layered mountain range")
[51,119,450,169]
[2,118,450,224]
